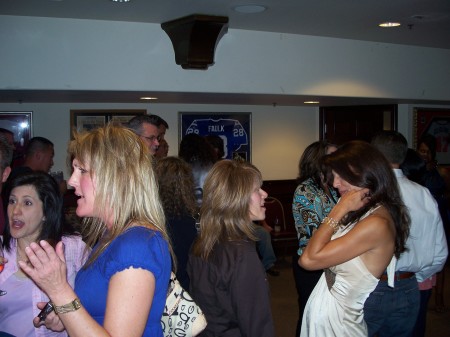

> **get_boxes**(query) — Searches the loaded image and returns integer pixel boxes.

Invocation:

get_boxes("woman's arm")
[21,240,155,337]
[103,268,155,336]
[299,188,390,271]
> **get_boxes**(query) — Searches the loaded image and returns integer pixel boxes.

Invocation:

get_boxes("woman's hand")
[33,301,65,332]
[332,188,371,218]
[18,240,71,299]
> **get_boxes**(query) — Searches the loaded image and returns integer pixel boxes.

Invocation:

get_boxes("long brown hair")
[321,140,410,257]
[155,156,197,218]
[297,140,334,185]
[191,160,261,260]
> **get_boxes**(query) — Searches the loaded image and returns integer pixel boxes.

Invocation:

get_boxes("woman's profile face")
[248,182,268,221]
[331,171,358,196]
[68,158,96,219]
[8,185,45,242]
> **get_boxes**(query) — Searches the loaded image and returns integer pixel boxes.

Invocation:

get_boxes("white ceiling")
[1,0,450,106]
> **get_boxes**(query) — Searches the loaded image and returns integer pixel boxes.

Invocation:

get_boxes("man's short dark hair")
[371,131,408,165]
[25,137,54,157]
[156,115,169,130]
[127,114,168,134]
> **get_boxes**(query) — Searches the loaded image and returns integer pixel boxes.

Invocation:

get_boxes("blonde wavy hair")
[191,160,261,260]
[68,123,171,266]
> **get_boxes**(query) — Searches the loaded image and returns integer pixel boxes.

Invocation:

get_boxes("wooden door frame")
[319,104,398,142]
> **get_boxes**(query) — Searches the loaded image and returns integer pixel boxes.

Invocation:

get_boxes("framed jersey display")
[179,112,251,161]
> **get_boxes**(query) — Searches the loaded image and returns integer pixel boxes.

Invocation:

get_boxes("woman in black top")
[188,160,275,337]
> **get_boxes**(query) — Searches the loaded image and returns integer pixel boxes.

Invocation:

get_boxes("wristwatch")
[52,298,82,314]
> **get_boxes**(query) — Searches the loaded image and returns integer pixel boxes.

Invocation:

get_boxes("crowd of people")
[0,115,448,337]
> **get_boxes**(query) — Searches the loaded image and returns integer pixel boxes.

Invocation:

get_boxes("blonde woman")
[18,123,172,337]
[187,160,275,337]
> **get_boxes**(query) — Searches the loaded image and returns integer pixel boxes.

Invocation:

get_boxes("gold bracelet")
[322,216,341,233]
[51,298,82,314]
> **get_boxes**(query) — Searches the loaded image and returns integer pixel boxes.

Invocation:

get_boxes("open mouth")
[74,191,84,199]
[11,219,25,229]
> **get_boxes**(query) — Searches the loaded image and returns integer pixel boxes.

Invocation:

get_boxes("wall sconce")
[161,14,229,70]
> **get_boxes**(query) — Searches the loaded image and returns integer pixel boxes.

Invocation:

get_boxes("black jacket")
[187,240,275,337]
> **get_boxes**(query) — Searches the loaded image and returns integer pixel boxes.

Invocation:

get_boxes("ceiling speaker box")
[161,14,229,70]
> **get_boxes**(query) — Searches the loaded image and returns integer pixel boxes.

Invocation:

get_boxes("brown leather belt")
[379,271,415,282]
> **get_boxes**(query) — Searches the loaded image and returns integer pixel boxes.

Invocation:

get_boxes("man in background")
[128,114,168,156]
[366,131,448,337]
[8,136,54,181]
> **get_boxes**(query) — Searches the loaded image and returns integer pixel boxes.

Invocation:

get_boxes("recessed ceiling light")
[233,5,267,14]
[140,97,158,100]
[304,101,320,104]
[111,0,131,2]
[379,22,401,28]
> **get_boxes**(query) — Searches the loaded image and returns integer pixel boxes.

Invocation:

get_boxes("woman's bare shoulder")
[356,207,394,237]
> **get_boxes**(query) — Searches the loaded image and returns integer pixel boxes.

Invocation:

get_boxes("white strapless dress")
[300,207,396,337]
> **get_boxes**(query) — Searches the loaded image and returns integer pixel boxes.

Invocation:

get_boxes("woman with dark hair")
[417,133,450,241]
[400,148,427,184]
[291,140,338,336]
[155,156,198,290]
[299,140,410,337]
[0,172,88,337]
[187,160,275,337]
[179,133,217,207]
[205,134,225,161]
[417,133,449,195]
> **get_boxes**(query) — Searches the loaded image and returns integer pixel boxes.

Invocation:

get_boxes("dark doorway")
[320,105,397,145]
